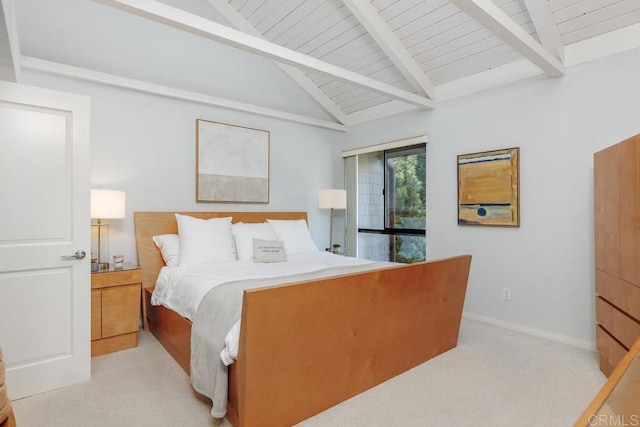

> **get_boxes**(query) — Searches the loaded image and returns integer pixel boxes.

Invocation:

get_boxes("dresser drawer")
[596,269,640,322]
[596,325,628,377]
[596,297,640,349]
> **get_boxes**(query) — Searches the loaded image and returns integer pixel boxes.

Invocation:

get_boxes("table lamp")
[318,189,347,251]
[91,189,126,271]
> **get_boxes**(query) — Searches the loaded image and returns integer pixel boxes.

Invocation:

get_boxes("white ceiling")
[2,0,640,131]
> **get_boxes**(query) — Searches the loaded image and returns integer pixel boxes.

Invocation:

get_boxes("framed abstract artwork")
[457,147,520,227]
[196,119,270,203]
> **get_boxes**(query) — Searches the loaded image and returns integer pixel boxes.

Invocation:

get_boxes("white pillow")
[266,219,319,256]
[175,214,235,266]
[231,222,277,262]
[253,239,287,263]
[152,234,179,267]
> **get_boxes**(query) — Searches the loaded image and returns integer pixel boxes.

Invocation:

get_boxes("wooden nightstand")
[91,263,142,357]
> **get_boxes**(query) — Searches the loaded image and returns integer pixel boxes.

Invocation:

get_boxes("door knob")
[60,250,87,260]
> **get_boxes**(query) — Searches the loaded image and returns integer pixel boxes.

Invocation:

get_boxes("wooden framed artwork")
[457,147,520,227]
[196,119,270,203]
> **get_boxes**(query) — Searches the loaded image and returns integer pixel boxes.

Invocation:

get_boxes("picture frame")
[196,119,270,203]
[457,147,520,227]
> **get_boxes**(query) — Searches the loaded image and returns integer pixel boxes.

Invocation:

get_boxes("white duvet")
[151,252,376,363]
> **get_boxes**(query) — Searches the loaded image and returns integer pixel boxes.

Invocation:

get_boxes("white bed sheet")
[152,252,374,321]
[151,252,376,364]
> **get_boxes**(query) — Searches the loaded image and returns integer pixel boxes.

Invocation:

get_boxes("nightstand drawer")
[101,284,140,338]
[91,268,143,290]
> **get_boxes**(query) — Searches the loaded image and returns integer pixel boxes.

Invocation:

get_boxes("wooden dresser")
[594,134,640,376]
[91,264,142,357]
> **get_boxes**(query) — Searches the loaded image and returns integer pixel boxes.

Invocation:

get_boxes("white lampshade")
[91,189,126,219]
[318,189,347,210]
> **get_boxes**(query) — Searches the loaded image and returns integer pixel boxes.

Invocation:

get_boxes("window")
[356,144,426,263]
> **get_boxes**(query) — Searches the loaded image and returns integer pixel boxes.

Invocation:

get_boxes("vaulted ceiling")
[2,0,639,131]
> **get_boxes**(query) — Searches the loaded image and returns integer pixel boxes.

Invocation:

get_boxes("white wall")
[343,48,640,344]
[22,71,346,265]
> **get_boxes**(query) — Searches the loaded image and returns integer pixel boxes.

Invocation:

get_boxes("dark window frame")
[357,143,426,263]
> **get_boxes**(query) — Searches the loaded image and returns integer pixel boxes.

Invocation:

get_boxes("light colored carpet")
[12,319,604,426]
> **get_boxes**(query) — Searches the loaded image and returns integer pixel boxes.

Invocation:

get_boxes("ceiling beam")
[341,0,435,100]
[523,0,564,62]
[205,0,348,126]
[0,0,21,82]
[94,0,434,110]
[21,56,348,132]
[449,0,564,77]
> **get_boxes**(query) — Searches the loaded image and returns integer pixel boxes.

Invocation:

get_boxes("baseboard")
[463,311,596,351]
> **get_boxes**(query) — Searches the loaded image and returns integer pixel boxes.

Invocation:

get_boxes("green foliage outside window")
[389,152,426,263]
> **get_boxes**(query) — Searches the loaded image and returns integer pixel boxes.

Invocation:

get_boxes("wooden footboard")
[236,255,471,426]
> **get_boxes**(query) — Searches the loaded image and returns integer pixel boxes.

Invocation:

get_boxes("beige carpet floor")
[11,319,604,426]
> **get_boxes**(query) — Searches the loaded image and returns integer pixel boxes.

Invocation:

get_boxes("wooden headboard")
[134,211,308,290]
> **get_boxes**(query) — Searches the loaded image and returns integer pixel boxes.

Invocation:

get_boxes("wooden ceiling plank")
[254,2,300,35]
[22,56,347,132]
[264,0,325,40]
[449,0,564,76]
[239,0,267,19]
[523,0,565,61]
[386,0,451,32]
[100,0,435,110]
[246,1,282,28]
[309,24,369,60]
[402,10,473,51]
[0,0,21,82]
[332,86,373,105]
[328,45,387,73]
[557,0,640,31]
[324,82,357,98]
[342,0,435,98]
[419,34,508,71]
[434,50,524,85]
[298,12,360,56]
[207,0,348,125]
[549,0,587,13]
[429,45,521,83]
[414,9,533,68]
[275,2,342,48]
[409,7,535,60]
[341,93,392,113]
[394,4,462,41]
[561,7,640,45]
[554,0,614,23]
[409,18,491,59]
[378,0,428,23]
[287,6,352,52]
[345,100,417,125]
[320,35,377,66]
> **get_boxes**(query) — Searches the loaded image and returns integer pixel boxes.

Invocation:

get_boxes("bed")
[134,211,472,427]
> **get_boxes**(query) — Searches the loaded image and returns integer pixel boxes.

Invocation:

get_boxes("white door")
[0,81,91,399]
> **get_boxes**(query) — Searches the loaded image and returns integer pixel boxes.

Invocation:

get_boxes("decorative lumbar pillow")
[231,222,278,262]
[175,214,235,266]
[253,239,287,263]
[266,219,319,255]
[152,234,179,267]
